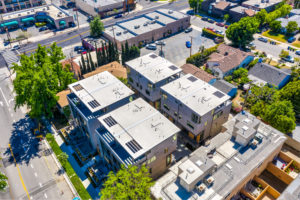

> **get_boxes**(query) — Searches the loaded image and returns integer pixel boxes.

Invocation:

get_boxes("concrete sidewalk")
[254,33,300,51]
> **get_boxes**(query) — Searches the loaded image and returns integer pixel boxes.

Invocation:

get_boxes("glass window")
[166,154,172,166]
[163,104,170,111]
[148,82,153,89]
[162,93,168,100]
[146,90,150,95]
[187,121,194,130]
[164,148,168,153]
[147,156,156,164]
[173,134,177,141]
[191,113,200,124]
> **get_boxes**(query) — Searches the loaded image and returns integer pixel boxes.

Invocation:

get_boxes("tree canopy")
[279,80,300,117]
[286,21,298,34]
[255,9,267,24]
[0,172,8,192]
[12,43,76,120]
[186,45,218,67]
[100,165,154,200]
[226,17,259,48]
[121,41,141,65]
[90,16,105,38]
[188,0,203,13]
[270,20,282,33]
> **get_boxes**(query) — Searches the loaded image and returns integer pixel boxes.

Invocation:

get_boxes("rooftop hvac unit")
[47,6,50,10]
[168,10,173,14]
[197,183,206,193]
[134,25,140,29]
[155,16,159,19]
[123,30,128,33]
[18,14,21,16]
[27,12,30,14]
[116,32,121,36]
[150,20,156,24]
[43,8,46,11]
[143,22,148,26]
[206,177,215,186]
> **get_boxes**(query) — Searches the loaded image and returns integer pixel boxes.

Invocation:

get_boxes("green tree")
[232,68,250,85]
[263,100,296,133]
[12,43,76,120]
[223,14,229,22]
[279,49,289,58]
[88,51,95,71]
[81,53,87,74]
[121,43,126,65]
[59,152,69,166]
[100,165,154,200]
[279,80,300,117]
[0,172,8,192]
[186,45,218,67]
[255,9,267,24]
[129,45,140,60]
[246,85,277,107]
[270,20,282,33]
[286,21,298,34]
[226,17,259,48]
[86,53,91,72]
[188,0,203,13]
[90,16,105,38]
[124,40,130,62]
[250,100,266,116]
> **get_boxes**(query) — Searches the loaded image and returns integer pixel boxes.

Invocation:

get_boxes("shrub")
[202,28,224,39]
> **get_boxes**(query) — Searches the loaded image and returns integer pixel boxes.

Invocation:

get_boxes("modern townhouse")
[67,71,134,149]
[125,53,182,109]
[160,74,232,148]
[96,98,180,178]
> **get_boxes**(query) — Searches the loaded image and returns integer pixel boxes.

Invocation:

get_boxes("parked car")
[216,22,224,27]
[186,41,191,48]
[208,19,215,23]
[282,55,294,63]
[78,49,86,54]
[114,14,122,19]
[81,50,87,54]
[155,41,166,45]
[186,10,195,15]
[215,30,224,35]
[248,42,256,48]
[39,26,48,32]
[296,50,300,55]
[258,37,268,43]
[12,45,20,50]
[74,46,84,51]
[206,27,215,32]
[21,26,27,31]
[202,17,208,21]
[146,44,157,50]
[184,27,193,33]
[287,37,296,43]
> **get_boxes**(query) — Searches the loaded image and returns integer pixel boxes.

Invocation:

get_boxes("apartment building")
[67,71,134,149]
[0,0,45,13]
[160,74,231,147]
[96,98,180,178]
[152,112,288,200]
[125,53,182,109]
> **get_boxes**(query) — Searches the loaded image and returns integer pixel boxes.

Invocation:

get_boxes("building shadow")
[4,115,41,165]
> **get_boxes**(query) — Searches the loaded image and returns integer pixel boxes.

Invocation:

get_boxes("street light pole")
[73,8,80,30]
[190,36,193,57]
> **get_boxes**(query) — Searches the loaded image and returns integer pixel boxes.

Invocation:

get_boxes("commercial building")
[67,71,134,149]
[151,112,288,200]
[0,4,74,30]
[241,0,282,11]
[125,53,182,109]
[74,0,135,18]
[96,98,180,178]
[103,9,191,49]
[0,0,45,13]
[160,74,231,147]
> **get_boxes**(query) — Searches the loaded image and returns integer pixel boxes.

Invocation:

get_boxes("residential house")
[212,79,237,98]
[56,89,71,115]
[201,0,216,12]
[206,44,254,78]
[151,111,288,200]
[248,62,291,89]
[277,15,300,34]
[229,6,256,22]
[210,1,236,17]
[242,0,282,12]
[181,63,217,85]
[83,61,127,79]
[96,98,180,178]
[67,71,134,149]
[126,53,182,109]
[160,74,232,148]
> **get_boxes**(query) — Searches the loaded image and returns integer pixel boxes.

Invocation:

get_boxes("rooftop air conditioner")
[43,8,46,11]
[116,32,121,36]
[197,184,206,193]
[134,25,140,29]
[47,6,50,10]
[143,23,148,26]
[123,30,128,33]
[206,177,215,186]
[168,10,173,14]
[155,16,159,19]
[150,20,156,24]
[18,14,21,16]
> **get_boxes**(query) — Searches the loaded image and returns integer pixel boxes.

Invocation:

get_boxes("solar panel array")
[88,100,100,109]
[187,76,197,82]
[169,65,178,71]
[103,116,118,127]
[149,54,158,59]
[213,91,225,98]
[125,139,142,153]
[73,84,84,91]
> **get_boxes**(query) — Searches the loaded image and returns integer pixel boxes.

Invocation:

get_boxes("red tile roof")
[181,64,216,83]
[214,1,231,10]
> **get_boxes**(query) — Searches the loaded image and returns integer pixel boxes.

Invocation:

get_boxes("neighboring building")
[56,89,71,115]
[74,0,135,18]
[152,111,288,200]
[229,6,256,22]
[0,0,45,13]
[212,79,237,98]
[201,0,216,12]
[96,98,180,178]
[181,64,217,85]
[277,15,300,33]
[81,36,108,51]
[248,62,291,89]
[242,0,282,11]
[278,174,300,200]
[125,53,182,109]
[210,1,235,17]
[0,4,74,30]
[83,61,127,79]
[103,9,191,49]
[289,9,300,16]
[206,44,254,78]
[160,74,232,148]
[67,71,134,149]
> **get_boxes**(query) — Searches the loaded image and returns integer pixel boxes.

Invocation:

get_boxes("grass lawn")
[292,40,300,48]
[46,134,91,200]
[262,30,288,43]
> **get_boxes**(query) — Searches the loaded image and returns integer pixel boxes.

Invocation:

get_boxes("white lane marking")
[30,164,34,168]
[39,182,42,187]
[30,196,33,200]
[44,193,48,199]
[8,99,14,104]
[13,120,15,122]
[0,88,9,106]
[34,172,37,177]
[0,101,2,106]
[10,113,13,117]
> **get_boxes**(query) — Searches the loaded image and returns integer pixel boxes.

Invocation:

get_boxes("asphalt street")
[0,67,74,200]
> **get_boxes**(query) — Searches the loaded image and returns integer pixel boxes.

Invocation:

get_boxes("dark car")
[74,46,84,51]
[202,17,208,21]
[186,41,191,48]
[208,19,215,23]
[296,50,300,55]
[184,27,193,33]
[282,55,294,63]
[258,37,268,43]
[287,37,296,43]
[216,22,224,27]
[186,10,195,15]
[114,14,122,19]
[39,27,48,32]
[21,26,27,31]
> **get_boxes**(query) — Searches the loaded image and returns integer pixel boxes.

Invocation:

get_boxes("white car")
[12,45,20,50]
[155,41,166,46]
[215,30,224,35]
[146,44,157,50]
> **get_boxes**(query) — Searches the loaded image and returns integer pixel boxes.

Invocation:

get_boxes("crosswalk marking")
[0,49,19,68]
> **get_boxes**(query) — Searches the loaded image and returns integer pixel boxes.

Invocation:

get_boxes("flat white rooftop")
[83,0,123,7]
[105,25,136,42]
[161,74,230,116]
[125,53,182,84]
[98,98,180,159]
[68,71,134,113]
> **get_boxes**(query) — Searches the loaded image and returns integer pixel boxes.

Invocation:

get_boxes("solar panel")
[149,54,158,59]
[169,65,178,71]
[126,139,142,153]
[73,84,83,91]
[187,76,197,82]
[88,100,100,109]
[103,116,117,127]
[213,91,225,98]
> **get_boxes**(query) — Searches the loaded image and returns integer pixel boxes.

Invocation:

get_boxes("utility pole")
[111,26,116,44]
[5,27,12,48]
[196,0,199,15]
[73,8,80,30]
[190,36,193,57]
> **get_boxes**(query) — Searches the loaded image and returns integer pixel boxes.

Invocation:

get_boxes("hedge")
[46,134,91,200]
[202,28,224,39]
